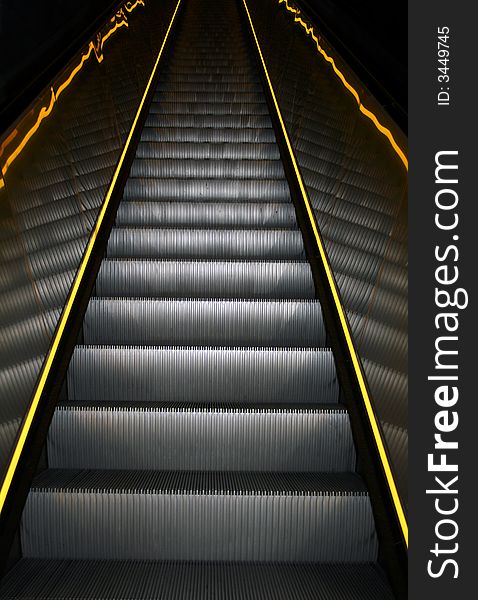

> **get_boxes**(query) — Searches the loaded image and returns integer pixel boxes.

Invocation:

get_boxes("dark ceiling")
[302,0,407,126]
[0,0,407,133]
[0,0,117,131]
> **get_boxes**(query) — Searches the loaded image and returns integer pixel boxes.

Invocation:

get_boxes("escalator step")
[95,259,315,298]
[135,141,280,159]
[115,201,297,228]
[21,470,376,562]
[155,81,264,92]
[140,126,276,142]
[152,91,266,103]
[156,73,261,83]
[0,560,394,600]
[148,102,270,115]
[145,114,272,128]
[123,178,290,201]
[48,403,355,471]
[83,298,326,347]
[129,158,285,179]
[68,346,339,403]
[106,228,306,259]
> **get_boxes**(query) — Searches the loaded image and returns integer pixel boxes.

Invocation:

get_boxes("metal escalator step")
[95,259,315,299]
[106,228,305,259]
[21,470,376,561]
[148,102,270,115]
[159,67,258,76]
[129,158,285,179]
[155,81,264,92]
[145,114,272,128]
[83,298,326,347]
[48,404,354,471]
[166,57,256,65]
[156,74,261,83]
[0,559,394,599]
[167,48,251,54]
[140,126,276,143]
[115,202,297,228]
[123,178,290,201]
[152,91,266,103]
[135,142,280,160]
[68,346,338,403]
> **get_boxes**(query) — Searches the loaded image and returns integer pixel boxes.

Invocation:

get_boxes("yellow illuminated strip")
[277,0,407,171]
[242,0,408,546]
[0,0,182,515]
[0,1,145,182]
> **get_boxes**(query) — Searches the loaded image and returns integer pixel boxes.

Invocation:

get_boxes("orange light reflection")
[278,0,408,170]
[0,1,145,179]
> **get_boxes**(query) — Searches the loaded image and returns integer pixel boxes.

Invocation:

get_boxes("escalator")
[0,0,400,597]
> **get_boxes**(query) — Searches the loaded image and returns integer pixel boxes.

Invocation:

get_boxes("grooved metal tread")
[55,401,348,411]
[0,560,394,599]
[31,469,366,494]
[83,297,326,347]
[48,402,355,471]
[122,178,291,201]
[115,201,297,228]
[135,141,281,159]
[140,127,276,142]
[21,470,377,561]
[67,345,339,404]
[95,259,315,299]
[106,227,306,259]
[129,158,285,178]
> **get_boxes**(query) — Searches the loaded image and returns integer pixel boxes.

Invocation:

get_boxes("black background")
[0,0,117,130]
[0,0,407,132]
[304,0,407,124]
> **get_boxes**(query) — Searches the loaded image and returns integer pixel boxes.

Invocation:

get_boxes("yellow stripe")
[242,0,408,547]
[278,0,407,171]
[0,0,182,515]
